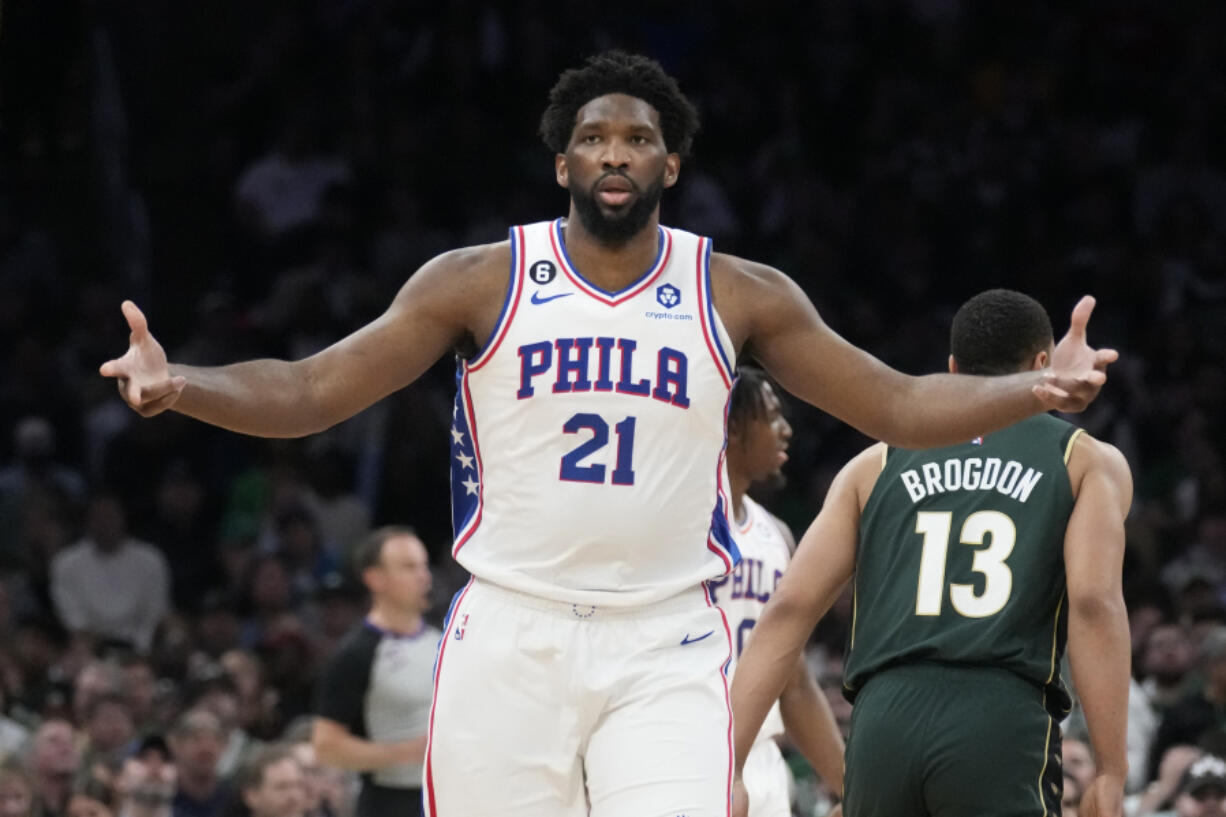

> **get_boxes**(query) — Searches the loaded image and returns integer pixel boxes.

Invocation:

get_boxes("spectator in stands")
[0,761,36,817]
[50,494,169,652]
[234,746,306,817]
[119,655,161,737]
[1063,737,1097,800]
[184,671,257,781]
[66,779,114,817]
[72,663,125,733]
[76,694,137,788]
[167,711,227,817]
[1063,773,1083,817]
[113,736,176,817]
[0,686,30,761]
[28,719,80,817]
[1152,628,1226,778]
[233,110,351,250]
[1170,754,1226,817]
[1143,624,1200,713]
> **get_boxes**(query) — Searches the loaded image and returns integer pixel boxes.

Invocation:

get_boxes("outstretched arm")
[720,260,1117,448]
[730,446,869,776]
[100,246,504,437]
[1065,435,1133,817]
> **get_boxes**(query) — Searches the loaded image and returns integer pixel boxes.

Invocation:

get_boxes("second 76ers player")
[102,52,1115,817]
[707,367,845,816]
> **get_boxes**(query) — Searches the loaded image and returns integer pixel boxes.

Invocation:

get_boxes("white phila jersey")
[447,219,739,607]
[707,495,792,744]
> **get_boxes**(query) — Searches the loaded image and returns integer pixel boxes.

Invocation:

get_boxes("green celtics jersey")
[843,414,1081,716]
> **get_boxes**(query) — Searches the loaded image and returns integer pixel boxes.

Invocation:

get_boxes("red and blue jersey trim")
[549,218,673,306]
[706,384,741,572]
[449,229,524,555]
[467,226,526,372]
[449,368,485,557]
[695,237,735,389]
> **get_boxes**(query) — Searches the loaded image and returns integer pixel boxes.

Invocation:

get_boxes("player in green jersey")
[730,289,1133,817]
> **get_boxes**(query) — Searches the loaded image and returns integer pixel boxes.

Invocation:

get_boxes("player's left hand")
[1078,773,1124,817]
[730,775,748,817]
[1034,295,1118,413]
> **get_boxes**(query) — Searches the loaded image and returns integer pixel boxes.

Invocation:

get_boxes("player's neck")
[561,211,661,291]
[367,606,424,637]
[728,469,751,527]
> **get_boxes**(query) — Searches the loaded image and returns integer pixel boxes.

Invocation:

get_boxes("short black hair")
[950,289,1054,376]
[728,366,773,431]
[352,525,419,574]
[539,50,700,159]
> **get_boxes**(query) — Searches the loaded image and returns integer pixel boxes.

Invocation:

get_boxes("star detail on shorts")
[450,426,465,445]
[461,476,479,495]
[455,451,475,470]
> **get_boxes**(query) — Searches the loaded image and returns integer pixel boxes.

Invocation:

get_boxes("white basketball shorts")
[423,578,734,817]
[743,738,793,817]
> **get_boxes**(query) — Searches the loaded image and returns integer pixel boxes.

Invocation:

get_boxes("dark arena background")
[1,2,1224,815]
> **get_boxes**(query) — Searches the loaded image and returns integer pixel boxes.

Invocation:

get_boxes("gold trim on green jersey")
[1063,428,1084,465]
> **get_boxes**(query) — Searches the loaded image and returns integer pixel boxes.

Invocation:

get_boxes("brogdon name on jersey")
[448,219,739,606]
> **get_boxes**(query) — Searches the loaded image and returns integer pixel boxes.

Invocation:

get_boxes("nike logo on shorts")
[680,630,714,646]
[531,291,573,305]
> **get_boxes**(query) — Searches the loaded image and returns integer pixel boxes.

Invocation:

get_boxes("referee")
[312,526,439,817]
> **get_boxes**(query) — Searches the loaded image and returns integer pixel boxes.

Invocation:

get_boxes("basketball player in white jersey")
[102,51,1116,817]
[708,367,844,817]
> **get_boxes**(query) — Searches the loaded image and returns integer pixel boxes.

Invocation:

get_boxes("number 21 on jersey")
[914,510,1016,618]
[558,413,636,485]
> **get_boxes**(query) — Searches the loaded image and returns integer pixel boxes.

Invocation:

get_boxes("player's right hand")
[1079,773,1124,817]
[99,300,186,417]
[731,775,748,817]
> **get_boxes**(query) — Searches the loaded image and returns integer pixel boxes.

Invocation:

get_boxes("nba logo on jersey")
[971,436,983,445]
[454,613,469,640]
[657,283,681,309]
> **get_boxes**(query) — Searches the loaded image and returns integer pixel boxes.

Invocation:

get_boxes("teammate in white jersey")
[102,51,1116,817]
[708,367,844,817]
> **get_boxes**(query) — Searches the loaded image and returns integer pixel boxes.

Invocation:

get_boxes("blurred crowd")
[2,1,1226,815]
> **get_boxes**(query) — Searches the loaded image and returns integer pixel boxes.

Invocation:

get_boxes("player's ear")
[556,154,569,189]
[663,153,681,188]
[947,355,958,374]
[1031,349,1050,370]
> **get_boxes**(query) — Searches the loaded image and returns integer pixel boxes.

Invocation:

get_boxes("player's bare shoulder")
[394,239,515,356]
[848,442,890,510]
[1065,431,1133,503]
[707,252,816,356]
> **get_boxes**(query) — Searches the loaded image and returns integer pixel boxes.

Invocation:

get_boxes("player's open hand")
[1034,295,1118,413]
[98,300,186,417]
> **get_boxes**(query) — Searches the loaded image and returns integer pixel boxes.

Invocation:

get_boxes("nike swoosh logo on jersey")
[530,291,573,305]
[680,630,715,646]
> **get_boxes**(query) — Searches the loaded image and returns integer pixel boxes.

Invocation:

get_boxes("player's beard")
[571,171,665,247]
[761,469,787,491]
